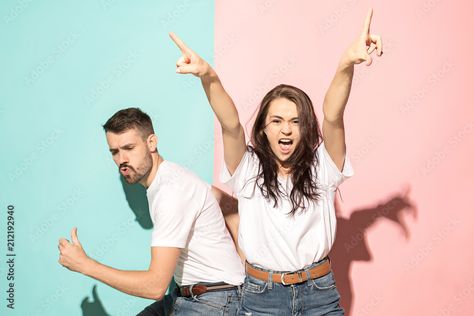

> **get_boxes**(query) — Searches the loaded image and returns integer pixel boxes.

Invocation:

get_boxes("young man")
[57,108,244,315]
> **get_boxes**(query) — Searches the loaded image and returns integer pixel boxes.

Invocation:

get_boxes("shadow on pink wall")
[330,188,416,315]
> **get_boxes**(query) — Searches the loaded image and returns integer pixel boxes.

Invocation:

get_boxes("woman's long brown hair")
[250,84,323,215]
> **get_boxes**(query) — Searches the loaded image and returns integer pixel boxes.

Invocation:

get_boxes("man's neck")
[140,153,163,189]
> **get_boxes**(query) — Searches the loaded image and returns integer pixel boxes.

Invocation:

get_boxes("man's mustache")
[119,163,134,171]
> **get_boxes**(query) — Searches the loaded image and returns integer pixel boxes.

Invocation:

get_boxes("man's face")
[106,128,155,184]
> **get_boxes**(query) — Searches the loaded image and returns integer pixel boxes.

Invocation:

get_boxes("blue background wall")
[0,1,214,315]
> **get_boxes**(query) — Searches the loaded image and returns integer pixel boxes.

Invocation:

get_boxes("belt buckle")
[280,272,289,285]
[281,271,305,285]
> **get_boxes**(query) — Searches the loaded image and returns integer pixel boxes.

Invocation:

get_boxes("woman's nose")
[281,122,292,134]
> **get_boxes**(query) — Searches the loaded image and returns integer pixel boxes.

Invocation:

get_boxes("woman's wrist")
[338,53,355,70]
[201,66,218,80]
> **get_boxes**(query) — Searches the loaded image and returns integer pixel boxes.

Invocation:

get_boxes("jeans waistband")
[245,257,331,286]
[247,256,330,274]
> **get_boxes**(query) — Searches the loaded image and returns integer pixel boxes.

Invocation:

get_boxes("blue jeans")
[136,289,178,316]
[137,287,241,316]
[239,262,344,315]
[172,288,241,315]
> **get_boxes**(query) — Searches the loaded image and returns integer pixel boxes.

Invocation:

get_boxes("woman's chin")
[275,152,293,163]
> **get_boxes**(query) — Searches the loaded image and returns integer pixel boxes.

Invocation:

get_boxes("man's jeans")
[173,288,240,315]
[137,287,241,315]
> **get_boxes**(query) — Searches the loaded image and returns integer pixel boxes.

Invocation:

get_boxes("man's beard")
[120,154,153,184]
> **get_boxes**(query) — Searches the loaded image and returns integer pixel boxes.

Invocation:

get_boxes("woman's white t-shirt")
[220,143,354,271]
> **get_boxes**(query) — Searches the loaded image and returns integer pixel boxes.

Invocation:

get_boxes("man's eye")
[292,120,299,124]
[272,120,281,124]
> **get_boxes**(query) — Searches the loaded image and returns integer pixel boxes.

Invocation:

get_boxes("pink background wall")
[214,1,473,315]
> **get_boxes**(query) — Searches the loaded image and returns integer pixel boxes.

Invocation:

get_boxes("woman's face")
[264,97,301,164]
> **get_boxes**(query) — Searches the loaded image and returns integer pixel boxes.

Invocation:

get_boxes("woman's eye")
[272,120,281,124]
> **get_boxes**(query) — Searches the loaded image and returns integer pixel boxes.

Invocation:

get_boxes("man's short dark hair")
[103,108,155,138]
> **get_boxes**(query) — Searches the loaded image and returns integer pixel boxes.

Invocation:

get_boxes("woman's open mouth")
[278,138,293,154]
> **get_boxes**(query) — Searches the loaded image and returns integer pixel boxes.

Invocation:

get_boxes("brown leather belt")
[245,258,331,285]
[179,282,239,297]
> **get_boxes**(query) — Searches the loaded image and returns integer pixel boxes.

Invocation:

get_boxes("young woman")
[171,8,382,315]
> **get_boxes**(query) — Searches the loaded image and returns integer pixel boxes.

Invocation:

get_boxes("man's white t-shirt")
[146,160,245,286]
[220,143,354,271]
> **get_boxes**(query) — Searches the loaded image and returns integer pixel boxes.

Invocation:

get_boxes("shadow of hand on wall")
[120,176,153,229]
[81,285,111,316]
[330,187,417,315]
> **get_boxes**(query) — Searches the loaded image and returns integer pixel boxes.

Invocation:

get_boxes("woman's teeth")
[278,139,292,153]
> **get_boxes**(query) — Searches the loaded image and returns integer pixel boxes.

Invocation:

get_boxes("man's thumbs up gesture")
[58,227,91,273]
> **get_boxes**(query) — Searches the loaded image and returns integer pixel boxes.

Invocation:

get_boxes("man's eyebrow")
[109,142,137,153]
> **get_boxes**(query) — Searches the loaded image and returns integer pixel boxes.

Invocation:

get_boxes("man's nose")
[118,152,128,165]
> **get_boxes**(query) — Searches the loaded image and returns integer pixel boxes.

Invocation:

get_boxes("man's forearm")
[82,259,168,300]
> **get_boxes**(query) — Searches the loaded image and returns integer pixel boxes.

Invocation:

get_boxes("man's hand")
[57,228,178,300]
[342,8,383,67]
[58,227,91,273]
[169,32,212,77]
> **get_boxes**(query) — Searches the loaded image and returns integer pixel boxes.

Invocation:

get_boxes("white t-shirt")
[220,143,354,271]
[146,160,245,286]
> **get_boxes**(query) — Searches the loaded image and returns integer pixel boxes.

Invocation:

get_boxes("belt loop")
[304,268,311,285]
[268,271,273,290]
[189,284,197,300]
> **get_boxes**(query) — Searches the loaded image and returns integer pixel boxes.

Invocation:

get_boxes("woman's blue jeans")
[239,261,344,315]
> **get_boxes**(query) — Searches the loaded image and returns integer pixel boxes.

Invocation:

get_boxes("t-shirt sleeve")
[149,186,200,248]
[316,142,354,189]
[219,150,258,196]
